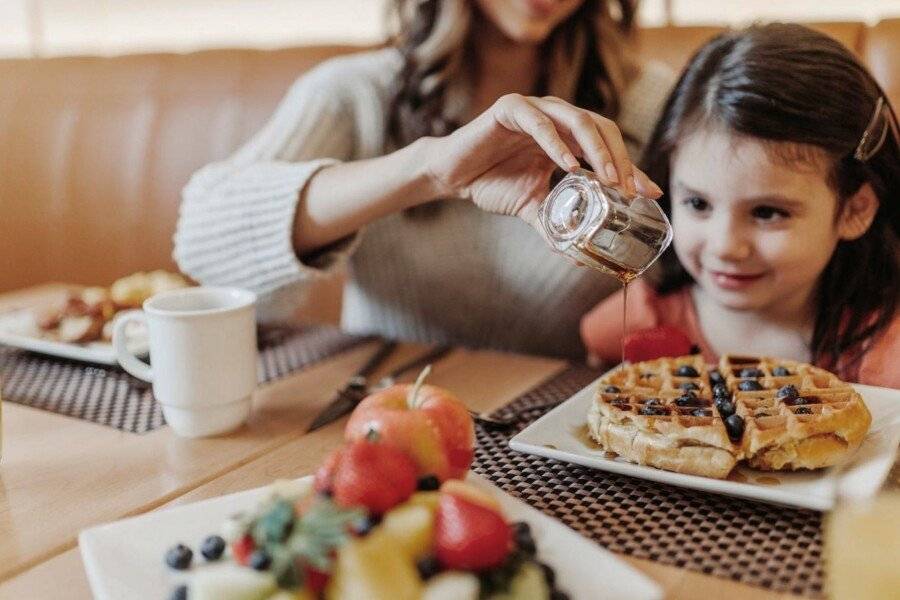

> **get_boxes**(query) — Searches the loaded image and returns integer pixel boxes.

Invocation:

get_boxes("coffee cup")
[112,286,257,437]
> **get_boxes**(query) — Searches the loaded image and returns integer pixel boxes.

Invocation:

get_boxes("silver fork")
[468,401,565,429]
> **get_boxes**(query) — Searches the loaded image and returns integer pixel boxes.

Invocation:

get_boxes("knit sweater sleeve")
[173,49,400,299]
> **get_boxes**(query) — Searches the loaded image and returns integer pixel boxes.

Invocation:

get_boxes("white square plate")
[510,376,900,511]
[0,309,147,365]
[79,473,662,600]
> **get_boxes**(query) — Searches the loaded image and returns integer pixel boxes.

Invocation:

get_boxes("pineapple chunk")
[405,491,440,513]
[422,571,480,600]
[486,562,550,600]
[190,565,276,600]
[267,590,315,600]
[326,530,423,600]
[380,503,435,559]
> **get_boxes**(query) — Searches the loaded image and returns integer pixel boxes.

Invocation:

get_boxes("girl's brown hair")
[387,0,639,148]
[642,23,900,378]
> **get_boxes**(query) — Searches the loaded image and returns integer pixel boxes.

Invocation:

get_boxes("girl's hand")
[423,93,663,229]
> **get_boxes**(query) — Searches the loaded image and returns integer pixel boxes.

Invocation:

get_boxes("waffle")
[587,354,872,479]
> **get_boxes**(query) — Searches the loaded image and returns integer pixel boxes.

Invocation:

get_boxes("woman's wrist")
[402,135,457,207]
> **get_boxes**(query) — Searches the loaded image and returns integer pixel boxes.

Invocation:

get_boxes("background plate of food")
[0,270,188,365]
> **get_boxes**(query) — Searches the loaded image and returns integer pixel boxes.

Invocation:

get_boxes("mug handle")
[112,309,153,382]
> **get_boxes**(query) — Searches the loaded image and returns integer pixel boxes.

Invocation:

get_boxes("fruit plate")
[79,473,662,600]
[0,308,147,365]
[510,376,900,511]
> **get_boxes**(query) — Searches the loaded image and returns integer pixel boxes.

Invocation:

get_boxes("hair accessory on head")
[854,96,900,161]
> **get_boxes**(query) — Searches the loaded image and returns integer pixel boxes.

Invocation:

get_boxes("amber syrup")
[577,243,639,368]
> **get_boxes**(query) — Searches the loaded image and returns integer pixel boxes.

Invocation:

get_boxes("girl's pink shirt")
[580,280,900,389]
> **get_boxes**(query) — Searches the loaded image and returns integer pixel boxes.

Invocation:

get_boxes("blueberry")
[775,385,799,401]
[538,561,557,586]
[200,535,225,561]
[249,549,272,571]
[739,368,763,378]
[716,399,736,418]
[165,544,192,570]
[517,534,537,555]
[416,555,441,579]
[169,585,188,600]
[676,365,699,377]
[354,515,377,536]
[611,397,630,407]
[639,405,668,416]
[709,370,725,385]
[713,383,730,398]
[604,385,621,393]
[791,397,809,406]
[513,521,535,553]
[644,398,661,406]
[738,380,764,391]
[772,366,791,376]
[512,521,531,537]
[794,407,812,415]
[724,414,745,441]
[675,394,700,407]
[691,409,712,417]
[679,382,700,391]
[417,475,440,491]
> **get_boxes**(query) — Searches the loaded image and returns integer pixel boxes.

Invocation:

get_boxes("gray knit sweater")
[174,48,674,359]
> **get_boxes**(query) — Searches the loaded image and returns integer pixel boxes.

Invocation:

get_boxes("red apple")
[345,367,474,482]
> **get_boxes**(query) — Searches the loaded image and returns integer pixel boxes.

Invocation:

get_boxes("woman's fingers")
[492,94,579,172]
[542,97,667,199]
[531,97,618,183]
[491,94,665,199]
[588,112,637,197]
[633,166,664,199]
[535,96,635,196]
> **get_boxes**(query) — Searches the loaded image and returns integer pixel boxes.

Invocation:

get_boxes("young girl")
[580,23,900,388]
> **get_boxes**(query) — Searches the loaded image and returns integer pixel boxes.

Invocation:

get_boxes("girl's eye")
[751,206,790,222]
[681,196,709,212]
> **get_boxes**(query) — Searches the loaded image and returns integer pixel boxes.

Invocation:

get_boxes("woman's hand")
[423,93,663,229]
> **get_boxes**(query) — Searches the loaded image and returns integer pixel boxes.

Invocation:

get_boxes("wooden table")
[0,285,807,599]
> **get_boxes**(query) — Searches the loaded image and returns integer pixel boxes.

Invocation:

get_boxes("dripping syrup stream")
[621,280,628,369]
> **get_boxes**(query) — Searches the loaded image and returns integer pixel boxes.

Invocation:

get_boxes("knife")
[306,339,397,433]
[306,342,452,432]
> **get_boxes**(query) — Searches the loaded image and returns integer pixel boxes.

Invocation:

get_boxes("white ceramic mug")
[112,287,258,438]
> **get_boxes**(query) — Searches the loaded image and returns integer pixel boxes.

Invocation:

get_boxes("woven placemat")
[0,325,367,434]
[473,364,825,598]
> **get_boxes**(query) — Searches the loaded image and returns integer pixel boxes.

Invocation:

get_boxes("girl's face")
[474,0,585,43]
[670,125,846,314]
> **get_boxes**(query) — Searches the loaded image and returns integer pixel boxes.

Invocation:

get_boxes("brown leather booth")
[2,21,898,322]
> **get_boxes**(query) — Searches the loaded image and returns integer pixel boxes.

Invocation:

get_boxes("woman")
[174,0,674,358]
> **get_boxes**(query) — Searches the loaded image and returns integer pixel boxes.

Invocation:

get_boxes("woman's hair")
[642,23,900,376]
[387,0,638,147]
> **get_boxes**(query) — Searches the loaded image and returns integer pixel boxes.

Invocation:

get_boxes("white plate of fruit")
[79,371,662,600]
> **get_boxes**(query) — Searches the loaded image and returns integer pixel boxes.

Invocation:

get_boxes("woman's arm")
[292,136,439,255]
[294,93,664,255]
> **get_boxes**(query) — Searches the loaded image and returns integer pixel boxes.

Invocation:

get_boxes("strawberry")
[434,486,512,570]
[302,563,331,594]
[231,534,255,566]
[330,439,418,515]
[623,326,694,362]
